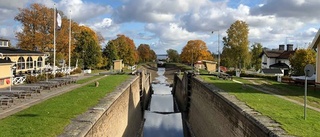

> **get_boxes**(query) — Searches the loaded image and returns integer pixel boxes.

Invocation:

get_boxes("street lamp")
[192,49,194,72]
[191,46,195,72]
[212,30,221,75]
[10,65,16,91]
[82,50,85,72]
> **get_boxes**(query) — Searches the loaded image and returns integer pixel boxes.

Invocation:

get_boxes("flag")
[56,9,62,30]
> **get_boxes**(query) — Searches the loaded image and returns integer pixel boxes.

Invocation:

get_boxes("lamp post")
[212,30,220,75]
[10,65,16,91]
[82,50,85,73]
[68,10,71,76]
[191,46,195,72]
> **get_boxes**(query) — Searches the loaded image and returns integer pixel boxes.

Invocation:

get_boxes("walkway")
[233,79,320,113]
[0,73,106,120]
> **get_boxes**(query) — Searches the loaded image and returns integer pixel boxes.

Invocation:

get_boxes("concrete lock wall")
[172,73,280,137]
[60,71,151,137]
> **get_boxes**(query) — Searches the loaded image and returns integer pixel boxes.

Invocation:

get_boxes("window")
[26,57,33,69]
[4,56,11,61]
[37,56,43,68]
[17,57,25,70]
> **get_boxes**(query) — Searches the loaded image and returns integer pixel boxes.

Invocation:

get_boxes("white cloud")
[58,0,112,22]
[1,0,320,52]
[87,18,120,45]
[113,0,209,23]
[0,0,29,9]
[251,0,320,22]
[145,23,209,53]
[94,18,112,28]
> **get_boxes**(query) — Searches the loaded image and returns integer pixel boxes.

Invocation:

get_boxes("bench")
[10,85,43,95]
[0,90,33,99]
[0,95,14,107]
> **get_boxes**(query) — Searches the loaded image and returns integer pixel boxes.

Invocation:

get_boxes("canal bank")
[60,64,288,137]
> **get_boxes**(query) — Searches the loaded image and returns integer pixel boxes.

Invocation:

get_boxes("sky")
[1,0,320,54]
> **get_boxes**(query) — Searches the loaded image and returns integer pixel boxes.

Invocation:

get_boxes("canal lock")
[141,68,185,137]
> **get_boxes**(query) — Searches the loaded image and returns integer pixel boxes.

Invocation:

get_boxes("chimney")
[287,44,293,51]
[279,45,285,51]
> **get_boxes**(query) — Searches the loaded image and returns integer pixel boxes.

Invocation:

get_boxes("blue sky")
[0,0,320,54]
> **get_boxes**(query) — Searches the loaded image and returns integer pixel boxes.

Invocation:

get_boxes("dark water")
[143,68,184,137]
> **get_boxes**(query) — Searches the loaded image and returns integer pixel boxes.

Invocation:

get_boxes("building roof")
[0,47,44,55]
[261,68,283,74]
[278,50,295,59]
[0,38,9,41]
[260,49,295,59]
[310,28,320,49]
[269,62,289,68]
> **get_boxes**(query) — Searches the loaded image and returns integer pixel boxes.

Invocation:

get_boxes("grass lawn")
[0,75,129,137]
[233,77,320,110]
[201,76,320,137]
[76,75,102,84]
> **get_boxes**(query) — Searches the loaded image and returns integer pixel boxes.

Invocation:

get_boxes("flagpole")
[69,10,71,75]
[53,4,56,77]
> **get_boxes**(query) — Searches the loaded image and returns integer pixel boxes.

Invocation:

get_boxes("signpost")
[304,64,314,120]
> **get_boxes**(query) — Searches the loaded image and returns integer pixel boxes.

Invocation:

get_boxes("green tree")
[221,20,250,70]
[180,40,214,64]
[103,41,119,69]
[251,43,263,71]
[289,49,316,75]
[166,49,180,62]
[73,26,102,69]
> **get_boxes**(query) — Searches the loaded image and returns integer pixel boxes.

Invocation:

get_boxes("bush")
[37,74,46,81]
[71,68,82,75]
[25,75,38,84]
[56,72,64,77]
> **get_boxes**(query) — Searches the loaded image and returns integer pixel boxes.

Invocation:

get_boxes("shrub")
[56,72,64,77]
[25,75,38,83]
[37,74,46,81]
[71,68,82,75]
[48,73,54,79]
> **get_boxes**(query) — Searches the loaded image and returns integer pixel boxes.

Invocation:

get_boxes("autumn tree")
[15,3,54,51]
[137,44,156,63]
[103,35,138,68]
[15,3,83,67]
[221,20,250,70]
[180,40,214,64]
[166,49,180,62]
[251,43,263,71]
[289,49,316,75]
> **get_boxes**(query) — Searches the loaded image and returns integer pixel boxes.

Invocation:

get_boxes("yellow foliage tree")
[180,40,214,64]
[289,49,316,75]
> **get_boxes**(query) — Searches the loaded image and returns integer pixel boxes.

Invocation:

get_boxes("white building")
[260,44,295,75]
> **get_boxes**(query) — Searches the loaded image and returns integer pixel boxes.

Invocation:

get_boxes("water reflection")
[143,111,184,137]
[143,68,184,137]
[152,84,172,94]
[150,95,173,112]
